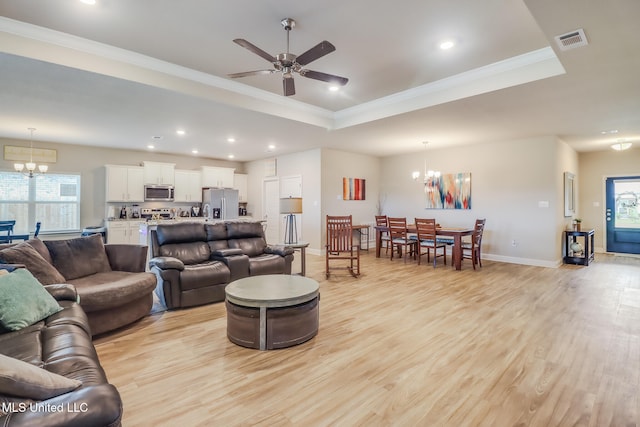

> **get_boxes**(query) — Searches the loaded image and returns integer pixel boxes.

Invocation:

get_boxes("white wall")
[556,138,579,258]
[321,148,381,235]
[246,148,381,253]
[9,134,626,265]
[1,137,242,232]
[579,147,640,252]
[245,149,323,251]
[380,136,564,266]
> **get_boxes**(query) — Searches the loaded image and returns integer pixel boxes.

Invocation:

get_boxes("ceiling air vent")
[554,28,588,51]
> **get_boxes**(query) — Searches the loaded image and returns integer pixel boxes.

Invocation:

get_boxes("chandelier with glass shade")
[14,128,48,178]
[412,141,440,182]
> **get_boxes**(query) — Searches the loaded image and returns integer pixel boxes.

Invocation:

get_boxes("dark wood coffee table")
[225,274,320,350]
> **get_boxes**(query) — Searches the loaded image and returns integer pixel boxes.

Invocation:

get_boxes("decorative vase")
[570,241,584,256]
[574,223,581,232]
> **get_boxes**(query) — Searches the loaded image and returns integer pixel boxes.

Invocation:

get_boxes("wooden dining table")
[375,225,474,270]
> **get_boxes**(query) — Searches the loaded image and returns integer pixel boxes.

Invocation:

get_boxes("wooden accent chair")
[462,219,486,269]
[325,215,360,278]
[375,215,391,254]
[414,218,447,268]
[387,217,417,263]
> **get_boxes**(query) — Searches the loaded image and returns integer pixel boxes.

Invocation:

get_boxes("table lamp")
[280,197,302,244]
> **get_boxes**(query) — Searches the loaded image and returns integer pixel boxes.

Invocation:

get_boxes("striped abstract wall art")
[343,177,366,200]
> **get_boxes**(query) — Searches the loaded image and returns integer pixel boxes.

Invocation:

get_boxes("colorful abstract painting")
[343,177,366,200]
[425,172,471,209]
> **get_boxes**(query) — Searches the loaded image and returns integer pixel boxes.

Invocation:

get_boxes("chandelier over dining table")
[412,141,440,182]
[14,127,48,178]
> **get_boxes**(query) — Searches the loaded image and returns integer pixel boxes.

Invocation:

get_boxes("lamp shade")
[280,197,302,214]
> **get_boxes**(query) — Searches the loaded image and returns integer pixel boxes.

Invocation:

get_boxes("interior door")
[263,178,280,244]
[606,176,640,254]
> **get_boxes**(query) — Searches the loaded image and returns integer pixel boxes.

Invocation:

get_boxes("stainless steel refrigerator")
[202,188,239,220]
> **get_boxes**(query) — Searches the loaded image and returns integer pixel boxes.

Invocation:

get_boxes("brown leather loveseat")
[149,221,294,309]
[0,234,157,336]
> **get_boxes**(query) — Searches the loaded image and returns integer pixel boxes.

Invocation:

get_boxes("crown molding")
[0,17,565,132]
[332,47,565,129]
[0,17,334,128]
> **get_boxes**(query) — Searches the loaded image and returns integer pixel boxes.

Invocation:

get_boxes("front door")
[606,176,640,254]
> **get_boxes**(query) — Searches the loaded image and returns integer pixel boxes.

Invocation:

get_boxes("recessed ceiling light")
[191,149,199,154]
[227,154,235,159]
[328,86,339,92]
[267,144,276,151]
[439,40,455,50]
[80,0,96,5]
[227,137,236,143]
[176,129,186,136]
[147,144,155,149]
[601,129,619,135]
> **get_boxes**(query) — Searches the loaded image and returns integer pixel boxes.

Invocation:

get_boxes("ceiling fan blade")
[296,41,336,66]
[233,39,276,63]
[301,70,348,86]
[228,70,275,78]
[283,76,295,96]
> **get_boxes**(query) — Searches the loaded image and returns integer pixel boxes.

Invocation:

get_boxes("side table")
[225,275,320,350]
[284,241,310,276]
[563,229,595,266]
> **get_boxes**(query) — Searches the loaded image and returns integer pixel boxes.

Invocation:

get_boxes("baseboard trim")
[483,254,561,268]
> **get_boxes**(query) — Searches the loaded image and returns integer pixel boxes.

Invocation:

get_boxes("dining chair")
[414,218,447,268]
[375,215,391,254]
[387,217,417,263]
[0,220,16,244]
[325,215,360,278]
[462,219,486,269]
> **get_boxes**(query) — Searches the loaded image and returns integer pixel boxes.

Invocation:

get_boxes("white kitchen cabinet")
[143,161,175,185]
[105,165,144,202]
[234,173,248,202]
[106,220,145,244]
[201,166,235,188]
[105,222,127,244]
[174,170,202,202]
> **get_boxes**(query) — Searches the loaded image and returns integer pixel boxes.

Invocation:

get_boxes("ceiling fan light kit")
[229,18,348,96]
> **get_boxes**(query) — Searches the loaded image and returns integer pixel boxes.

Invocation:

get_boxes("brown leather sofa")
[149,221,294,309]
[0,278,122,427]
[0,234,157,336]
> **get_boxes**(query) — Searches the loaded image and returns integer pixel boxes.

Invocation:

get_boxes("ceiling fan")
[228,18,348,96]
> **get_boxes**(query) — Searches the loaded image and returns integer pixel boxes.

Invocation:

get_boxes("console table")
[352,224,370,251]
[563,229,595,266]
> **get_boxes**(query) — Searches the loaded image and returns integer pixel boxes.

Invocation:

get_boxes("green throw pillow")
[0,354,82,400]
[0,269,63,331]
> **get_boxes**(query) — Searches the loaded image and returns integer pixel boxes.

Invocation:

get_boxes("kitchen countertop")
[108,217,258,228]
[137,217,257,226]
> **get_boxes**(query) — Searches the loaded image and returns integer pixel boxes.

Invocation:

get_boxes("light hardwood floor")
[94,251,640,426]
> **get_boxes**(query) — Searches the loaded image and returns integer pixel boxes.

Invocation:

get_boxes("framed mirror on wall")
[564,172,575,217]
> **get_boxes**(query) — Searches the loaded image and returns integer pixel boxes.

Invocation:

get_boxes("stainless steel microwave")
[144,184,174,201]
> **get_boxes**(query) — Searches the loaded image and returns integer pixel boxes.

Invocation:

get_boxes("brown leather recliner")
[225,222,293,276]
[149,221,293,309]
